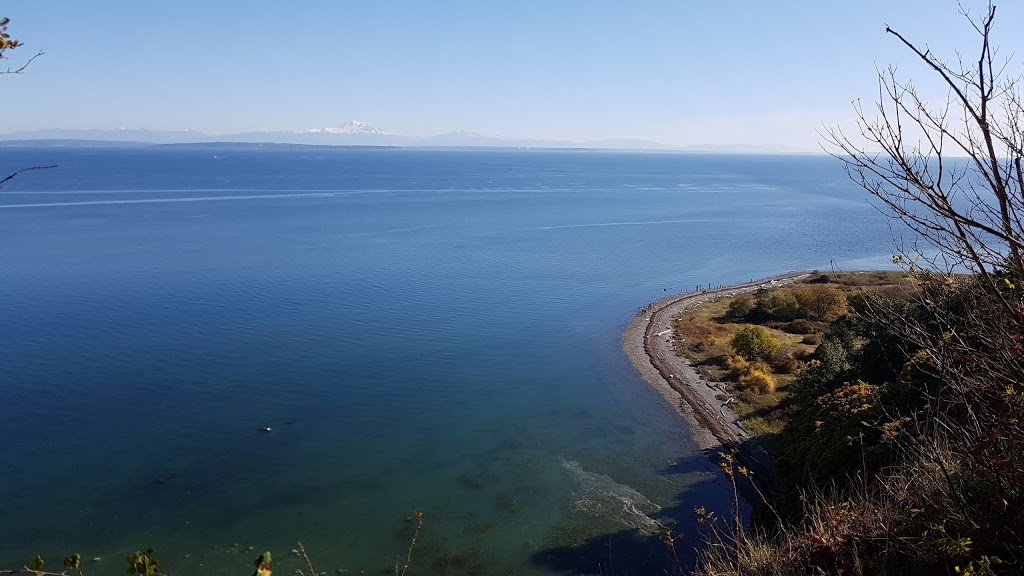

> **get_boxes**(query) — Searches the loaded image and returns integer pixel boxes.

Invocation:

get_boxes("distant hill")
[0,122,808,153]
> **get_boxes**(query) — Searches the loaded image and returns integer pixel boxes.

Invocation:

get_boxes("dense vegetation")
[690,2,1024,572]
[684,270,1023,575]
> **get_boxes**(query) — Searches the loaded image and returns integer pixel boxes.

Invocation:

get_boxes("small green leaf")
[29,554,45,570]
[64,553,82,570]
[254,550,272,567]
[127,548,160,575]
[254,551,273,576]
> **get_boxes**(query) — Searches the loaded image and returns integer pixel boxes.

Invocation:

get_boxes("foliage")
[253,550,272,576]
[0,16,39,75]
[781,318,821,335]
[790,335,852,403]
[695,5,1024,574]
[771,352,799,375]
[739,369,777,394]
[792,285,848,322]
[753,291,801,321]
[724,354,750,378]
[126,549,160,575]
[727,294,754,318]
[0,17,21,54]
[730,324,780,361]
[695,478,1005,576]
[767,292,801,320]
[749,286,849,323]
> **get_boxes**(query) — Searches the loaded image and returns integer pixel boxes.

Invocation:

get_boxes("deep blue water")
[0,146,893,575]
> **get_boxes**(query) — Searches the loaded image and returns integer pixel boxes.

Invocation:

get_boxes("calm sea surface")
[0,147,893,574]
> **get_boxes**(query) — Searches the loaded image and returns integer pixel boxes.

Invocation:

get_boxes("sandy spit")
[623,271,812,481]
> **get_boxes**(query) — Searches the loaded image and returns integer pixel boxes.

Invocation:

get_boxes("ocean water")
[0,146,894,575]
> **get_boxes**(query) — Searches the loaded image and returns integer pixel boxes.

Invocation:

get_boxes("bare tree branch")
[1,50,43,74]
[825,1,1024,327]
[0,164,58,190]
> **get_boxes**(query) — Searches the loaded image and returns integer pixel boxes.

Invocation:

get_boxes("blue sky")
[3,1,1022,149]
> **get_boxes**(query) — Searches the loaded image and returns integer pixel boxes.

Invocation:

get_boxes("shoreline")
[622,271,812,484]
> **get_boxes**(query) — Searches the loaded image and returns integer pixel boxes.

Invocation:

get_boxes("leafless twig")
[297,542,316,576]
[1,50,43,74]
[0,568,71,576]
[0,164,58,190]
[397,511,424,576]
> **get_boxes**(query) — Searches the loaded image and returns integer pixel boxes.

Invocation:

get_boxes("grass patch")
[803,270,911,287]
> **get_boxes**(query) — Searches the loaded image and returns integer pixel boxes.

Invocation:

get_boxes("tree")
[793,285,848,321]
[727,294,754,318]
[821,1,1024,564]
[765,291,801,320]
[698,5,1024,573]
[730,324,779,361]
[824,2,1022,327]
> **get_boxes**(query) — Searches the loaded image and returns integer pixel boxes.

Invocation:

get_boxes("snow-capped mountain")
[299,121,389,135]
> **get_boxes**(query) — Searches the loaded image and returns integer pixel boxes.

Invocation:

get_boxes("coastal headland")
[622,272,811,482]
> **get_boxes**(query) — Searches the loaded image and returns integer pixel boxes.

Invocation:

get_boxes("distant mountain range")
[0,121,807,153]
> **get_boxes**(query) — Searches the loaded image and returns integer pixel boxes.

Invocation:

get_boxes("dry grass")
[804,270,912,288]
[672,296,812,437]
[694,447,999,576]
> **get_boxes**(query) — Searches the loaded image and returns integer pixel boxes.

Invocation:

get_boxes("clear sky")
[3,1,1022,150]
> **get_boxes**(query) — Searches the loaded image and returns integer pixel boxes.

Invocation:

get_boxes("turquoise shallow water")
[0,147,894,574]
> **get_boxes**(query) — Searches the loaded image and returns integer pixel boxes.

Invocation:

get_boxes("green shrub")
[793,285,848,321]
[727,295,755,318]
[766,292,801,320]
[731,324,780,361]
[783,318,823,334]
[772,353,800,374]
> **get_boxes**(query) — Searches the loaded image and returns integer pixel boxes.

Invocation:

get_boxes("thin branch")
[1,50,43,74]
[0,569,70,576]
[399,511,424,576]
[297,542,316,576]
[0,164,58,190]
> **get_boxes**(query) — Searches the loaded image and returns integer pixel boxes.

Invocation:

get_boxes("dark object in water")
[153,474,177,485]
